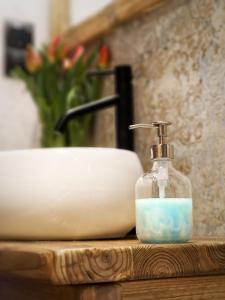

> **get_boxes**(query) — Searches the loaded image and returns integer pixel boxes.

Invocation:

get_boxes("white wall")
[71,0,112,25]
[0,0,111,149]
[0,0,50,150]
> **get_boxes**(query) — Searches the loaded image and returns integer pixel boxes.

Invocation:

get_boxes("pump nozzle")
[129,121,174,160]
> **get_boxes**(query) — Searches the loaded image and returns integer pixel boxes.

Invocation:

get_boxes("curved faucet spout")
[54,65,134,150]
[54,95,119,133]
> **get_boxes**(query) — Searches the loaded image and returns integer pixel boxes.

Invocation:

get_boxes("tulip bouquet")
[12,36,110,147]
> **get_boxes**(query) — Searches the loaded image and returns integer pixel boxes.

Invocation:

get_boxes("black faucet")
[54,65,134,150]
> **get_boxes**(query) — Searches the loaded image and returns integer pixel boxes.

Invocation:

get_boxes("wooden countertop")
[1,238,225,285]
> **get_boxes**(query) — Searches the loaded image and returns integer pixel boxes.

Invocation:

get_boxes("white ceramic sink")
[0,148,143,240]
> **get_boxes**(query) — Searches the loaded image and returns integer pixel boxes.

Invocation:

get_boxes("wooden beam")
[62,0,169,48]
[50,0,70,38]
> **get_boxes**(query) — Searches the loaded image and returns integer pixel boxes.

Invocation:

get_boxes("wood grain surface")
[121,275,225,300]
[2,275,225,300]
[0,238,225,285]
[62,0,168,49]
[0,277,121,300]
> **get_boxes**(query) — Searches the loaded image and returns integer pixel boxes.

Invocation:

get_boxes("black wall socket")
[4,21,33,76]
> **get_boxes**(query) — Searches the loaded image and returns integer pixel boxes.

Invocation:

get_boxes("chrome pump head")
[129,121,174,160]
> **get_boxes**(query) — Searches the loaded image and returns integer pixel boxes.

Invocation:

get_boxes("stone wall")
[93,0,225,236]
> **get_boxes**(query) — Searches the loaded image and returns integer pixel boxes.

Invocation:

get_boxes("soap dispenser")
[129,121,192,243]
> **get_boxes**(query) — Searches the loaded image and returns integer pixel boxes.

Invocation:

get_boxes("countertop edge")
[0,239,225,285]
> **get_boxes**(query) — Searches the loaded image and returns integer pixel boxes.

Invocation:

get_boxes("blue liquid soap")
[136,198,192,243]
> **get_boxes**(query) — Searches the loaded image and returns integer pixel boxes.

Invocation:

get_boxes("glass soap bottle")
[129,122,192,243]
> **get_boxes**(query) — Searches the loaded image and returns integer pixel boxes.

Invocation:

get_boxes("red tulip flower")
[63,45,84,70]
[60,46,69,60]
[47,35,61,62]
[98,44,110,69]
[25,45,42,73]
[71,45,85,65]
